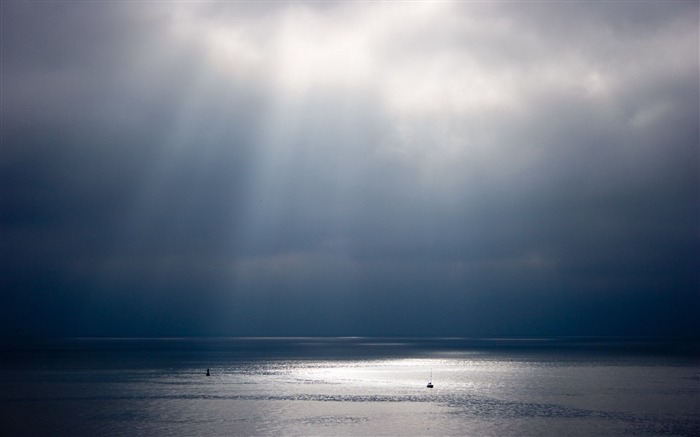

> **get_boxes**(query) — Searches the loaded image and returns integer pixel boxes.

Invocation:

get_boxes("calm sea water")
[1,337,698,436]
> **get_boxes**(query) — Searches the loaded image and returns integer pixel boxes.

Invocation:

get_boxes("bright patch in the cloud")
[272,7,373,95]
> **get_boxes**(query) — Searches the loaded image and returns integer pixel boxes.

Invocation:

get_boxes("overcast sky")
[1,1,698,338]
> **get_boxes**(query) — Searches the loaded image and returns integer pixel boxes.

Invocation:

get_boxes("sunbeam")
[2,0,698,337]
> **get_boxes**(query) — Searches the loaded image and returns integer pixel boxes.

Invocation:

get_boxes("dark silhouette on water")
[427,368,433,388]
[206,368,210,376]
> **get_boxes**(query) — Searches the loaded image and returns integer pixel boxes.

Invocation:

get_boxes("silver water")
[2,338,698,436]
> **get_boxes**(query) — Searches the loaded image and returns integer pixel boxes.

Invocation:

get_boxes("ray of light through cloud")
[1,1,698,337]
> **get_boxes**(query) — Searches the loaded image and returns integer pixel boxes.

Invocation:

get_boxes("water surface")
[1,337,698,436]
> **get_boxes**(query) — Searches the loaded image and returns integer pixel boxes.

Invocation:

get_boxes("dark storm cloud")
[1,1,698,337]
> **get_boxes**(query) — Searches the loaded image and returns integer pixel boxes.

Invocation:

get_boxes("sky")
[1,1,698,338]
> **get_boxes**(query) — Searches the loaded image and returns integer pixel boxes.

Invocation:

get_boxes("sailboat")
[427,368,434,388]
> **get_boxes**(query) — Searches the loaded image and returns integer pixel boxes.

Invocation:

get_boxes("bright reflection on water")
[1,338,698,436]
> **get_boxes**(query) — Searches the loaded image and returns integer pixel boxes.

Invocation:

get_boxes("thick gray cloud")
[1,1,698,337]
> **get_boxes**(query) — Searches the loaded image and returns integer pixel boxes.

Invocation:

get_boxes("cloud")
[1,1,698,337]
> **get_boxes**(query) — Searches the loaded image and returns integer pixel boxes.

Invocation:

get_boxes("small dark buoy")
[206,368,210,376]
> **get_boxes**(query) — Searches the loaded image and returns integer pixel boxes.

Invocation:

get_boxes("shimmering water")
[1,338,698,436]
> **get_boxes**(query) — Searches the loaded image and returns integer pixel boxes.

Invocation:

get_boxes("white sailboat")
[427,368,433,388]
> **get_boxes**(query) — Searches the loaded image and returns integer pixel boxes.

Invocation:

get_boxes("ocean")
[1,337,698,436]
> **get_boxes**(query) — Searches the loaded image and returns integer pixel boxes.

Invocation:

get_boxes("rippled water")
[1,338,699,436]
